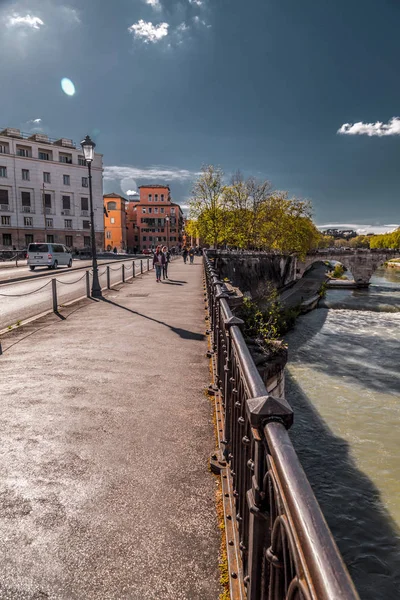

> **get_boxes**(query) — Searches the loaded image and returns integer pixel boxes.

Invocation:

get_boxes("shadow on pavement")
[100,297,205,341]
[286,371,400,598]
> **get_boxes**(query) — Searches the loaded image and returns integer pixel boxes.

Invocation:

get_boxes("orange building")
[126,197,140,253]
[104,193,127,252]
[133,185,184,252]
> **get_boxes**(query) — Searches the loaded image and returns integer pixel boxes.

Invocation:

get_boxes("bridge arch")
[297,250,400,287]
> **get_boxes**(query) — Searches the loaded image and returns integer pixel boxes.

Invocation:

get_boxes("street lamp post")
[165,216,170,249]
[81,135,102,298]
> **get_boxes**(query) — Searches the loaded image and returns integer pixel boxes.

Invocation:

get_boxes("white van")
[27,243,73,271]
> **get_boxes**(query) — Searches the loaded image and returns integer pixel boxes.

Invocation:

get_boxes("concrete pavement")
[0,258,220,599]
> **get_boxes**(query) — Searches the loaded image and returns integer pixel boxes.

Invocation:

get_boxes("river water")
[285,267,400,599]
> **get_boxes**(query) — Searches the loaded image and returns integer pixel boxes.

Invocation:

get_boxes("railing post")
[245,396,293,599]
[147,257,150,271]
[122,263,125,283]
[106,266,110,289]
[141,260,143,274]
[52,278,57,312]
[86,271,90,297]
[132,261,136,278]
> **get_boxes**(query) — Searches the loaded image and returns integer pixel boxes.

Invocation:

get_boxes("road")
[0,258,149,331]
[0,256,150,283]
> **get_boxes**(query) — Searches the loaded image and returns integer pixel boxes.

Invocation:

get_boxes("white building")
[0,127,104,250]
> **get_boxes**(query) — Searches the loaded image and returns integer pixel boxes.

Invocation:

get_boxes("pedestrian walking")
[162,246,170,279]
[182,247,188,264]
[189,247,195,264]
[153,245,165,282]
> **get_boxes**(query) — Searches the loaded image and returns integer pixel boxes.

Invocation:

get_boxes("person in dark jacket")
[182,247,188,264]
[162,246,170,279]
[153,246,165,282]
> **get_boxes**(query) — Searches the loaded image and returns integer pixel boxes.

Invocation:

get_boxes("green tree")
[190,165,225,248]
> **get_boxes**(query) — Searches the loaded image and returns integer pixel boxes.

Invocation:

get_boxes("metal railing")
[204,252,359,600]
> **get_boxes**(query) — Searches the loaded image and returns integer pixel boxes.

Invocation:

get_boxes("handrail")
[203,251,359,600]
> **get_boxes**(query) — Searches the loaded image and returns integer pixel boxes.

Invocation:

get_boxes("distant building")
[104,193,127,252]
[323,228,357,239]
[134,185,184,251]
[0,127,103,250]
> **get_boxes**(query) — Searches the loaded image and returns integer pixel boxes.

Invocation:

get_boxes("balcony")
[81,210,89,216]
[0,204,11,211]
[61,209,71,216]
[22,206,32,213]
[44,207,52,214]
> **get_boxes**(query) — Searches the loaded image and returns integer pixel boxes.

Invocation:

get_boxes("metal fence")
[204,252,359,600]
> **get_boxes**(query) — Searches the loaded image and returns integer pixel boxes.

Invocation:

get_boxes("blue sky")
[1,0,399,230]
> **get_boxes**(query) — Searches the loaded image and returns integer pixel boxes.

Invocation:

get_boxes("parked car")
[142,249,153,255]
[27,243,73,270]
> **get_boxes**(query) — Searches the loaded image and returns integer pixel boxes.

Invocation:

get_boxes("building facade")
[0,127,104,250]
[134,185,184,252]
[104,193,128,252]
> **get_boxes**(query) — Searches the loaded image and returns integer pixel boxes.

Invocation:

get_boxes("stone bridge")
[297,248,400,287]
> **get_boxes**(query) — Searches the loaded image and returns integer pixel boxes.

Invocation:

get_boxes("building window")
[0,144,9,154]
[21,191,31,210]
[83,220,90,229]
[62,196,71,210]
[160,207,164,213]
[154,207,158,213]
[0,167,6,178]
[82,177,88,187]
[78,156,86,166]
[171,207,175,214]
[22,169,30,181]
[46,218,53,228]
[84,236,90,246]
[106,231,112,239]
[65,235,73,247]
[59,153,72,164]
[16,147,30,157]
[44,194,52,212]
[46,234,54,243]
[39,151,50,161]
[148,194,152,202]
[142,207,146,214]
[110,217,115,224]
[0,189,9,205]
[25,234,34,245]
[63,174,70,186]
[1,216,11,225]
[107,201,117,211]
[24,217,33,226]
[155,194,158,202]
[81,197,89,211]
[2,233,12,246]
[64,219,72,229]
[148,207,152,214]
[43,172,51,183]
[161,194,164,202]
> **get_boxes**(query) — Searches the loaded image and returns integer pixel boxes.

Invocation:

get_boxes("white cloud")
[28,118,42,124]
[126,189,139,196]
[104,165,199,182]
[145,0,162,10]
[189,0,203,5]
[128,20,169,43]
[6,13,44,29]
[177,22,189,32]
[338,117,400,137]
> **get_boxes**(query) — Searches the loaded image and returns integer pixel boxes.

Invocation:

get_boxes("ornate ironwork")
[204,252,359,600]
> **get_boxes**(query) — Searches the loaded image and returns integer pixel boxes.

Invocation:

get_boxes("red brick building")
[126,185,183,252]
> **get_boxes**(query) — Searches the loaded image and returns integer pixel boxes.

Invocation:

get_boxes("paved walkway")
[0,258,220,599]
